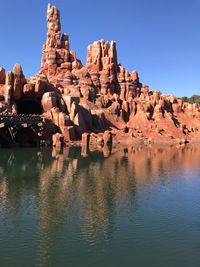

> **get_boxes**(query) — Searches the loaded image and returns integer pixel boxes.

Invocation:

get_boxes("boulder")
[23,83,35,98]
[35,77,47,98]
[12,64,25,100]
[52,133,64,147]
[81,132,90,146]
[5,71,14,86]
[103,130,112,145]
[41,92,58,112]
[61,126,76,142]
[0,67,5,84]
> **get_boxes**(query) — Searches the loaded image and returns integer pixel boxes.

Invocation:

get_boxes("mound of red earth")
[0,3,200,146]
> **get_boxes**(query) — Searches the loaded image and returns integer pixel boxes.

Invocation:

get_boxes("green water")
[0,145,200,267]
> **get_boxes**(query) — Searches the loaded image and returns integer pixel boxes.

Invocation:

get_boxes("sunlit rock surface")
[0,3,200,145]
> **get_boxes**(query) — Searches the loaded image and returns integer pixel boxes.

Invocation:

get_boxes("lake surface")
[0,144,200,267]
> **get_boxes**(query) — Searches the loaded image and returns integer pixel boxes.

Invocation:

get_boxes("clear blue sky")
[1,0,200,97]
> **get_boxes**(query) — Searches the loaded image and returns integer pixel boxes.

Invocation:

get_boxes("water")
[0,145,200,267]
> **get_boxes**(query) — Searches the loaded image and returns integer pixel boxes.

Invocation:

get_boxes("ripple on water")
[0,145,200,267]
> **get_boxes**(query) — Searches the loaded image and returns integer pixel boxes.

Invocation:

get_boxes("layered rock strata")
[0,3,200,146]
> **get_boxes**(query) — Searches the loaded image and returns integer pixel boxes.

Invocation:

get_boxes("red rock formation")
[0,3,200,145]
[0,68,5,84]
[40,4,82,79]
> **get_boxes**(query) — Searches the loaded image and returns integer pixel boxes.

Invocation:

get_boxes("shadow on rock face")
[16,99,43,115]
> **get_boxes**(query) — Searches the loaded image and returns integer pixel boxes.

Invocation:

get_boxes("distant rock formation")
[0,3,200,146]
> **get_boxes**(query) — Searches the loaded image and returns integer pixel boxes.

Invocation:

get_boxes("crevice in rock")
[16,100,43,114]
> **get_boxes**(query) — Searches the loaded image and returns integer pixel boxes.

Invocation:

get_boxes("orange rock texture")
[1,3,200,145]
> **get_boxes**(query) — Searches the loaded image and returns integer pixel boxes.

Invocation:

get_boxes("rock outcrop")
[0,3,200,146]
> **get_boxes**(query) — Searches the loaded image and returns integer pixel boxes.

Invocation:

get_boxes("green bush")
[180,95,200,104]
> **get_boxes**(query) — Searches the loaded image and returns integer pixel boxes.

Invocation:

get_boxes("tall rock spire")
[46,3,61,49]
[40,4,82,78]
[45,4,70,50]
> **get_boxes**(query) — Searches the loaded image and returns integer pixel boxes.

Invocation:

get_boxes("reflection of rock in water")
[1,145,200,260]
[0,178,7,211]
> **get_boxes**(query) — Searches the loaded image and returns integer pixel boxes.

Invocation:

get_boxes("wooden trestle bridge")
[0,113,44,146]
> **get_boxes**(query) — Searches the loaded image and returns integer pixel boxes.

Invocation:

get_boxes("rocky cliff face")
[0,3,200,146]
